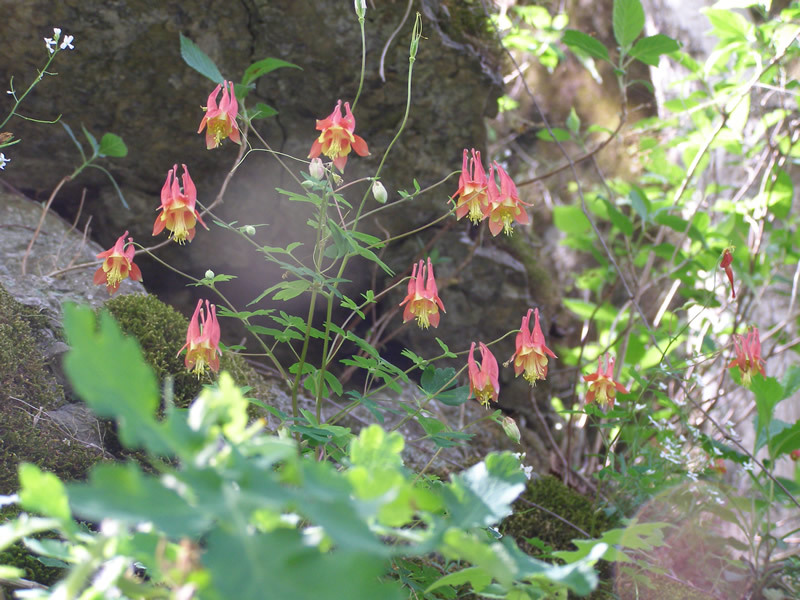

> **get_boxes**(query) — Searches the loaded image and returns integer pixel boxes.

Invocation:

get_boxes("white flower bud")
[371,180,387,204]
[205,270,215,279]
[501,416,521,444]
[309,157,324,180]
[354,0,367,18]
[243,225,256,236]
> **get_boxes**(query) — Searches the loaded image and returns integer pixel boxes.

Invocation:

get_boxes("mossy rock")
[501,475,617,598]
[0,504,64,588]
[0,285,108,496]
[501,475,615,555]
[102,293,271,414]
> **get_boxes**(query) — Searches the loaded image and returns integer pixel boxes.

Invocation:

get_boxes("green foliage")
[0,305,600,598]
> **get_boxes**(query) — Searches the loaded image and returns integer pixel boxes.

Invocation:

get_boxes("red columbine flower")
[198,81,241,149]
[728,327,765,386]
[179,299,222,377]
[468,342,500,407]
[510,308,557,385]
[584,353,628,410]
[308,99,369,172]
[451,148,489,225]
[399,257,446,329]
[486,162,530,237]
[720,248,735,299]
[153,164,207,244]
[93,230,142,294]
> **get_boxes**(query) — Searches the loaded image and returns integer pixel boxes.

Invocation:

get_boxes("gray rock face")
[2,1,557,447]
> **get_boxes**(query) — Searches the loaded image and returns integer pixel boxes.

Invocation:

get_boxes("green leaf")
[613,0,645,47]
[98,133,128,157]
[251,102,279,120]
[752,375,783,437]
[242,58,301,86]
[763,167,793,219]
[554,520,670,563]
[537,127,571,142]
[702,8,752,42]
[566,107,581,134]
[553,204,591,234]
[563,30,610,62]
[18,464,71,525]
[767,420,800,458]
[62,304,164,452]
[427,567,492,594]
[0,515,60,554]
[435,337,457,359]
[443,453,527,528]
[179,33,224,84]
[629,34,680,65]
[68,462,210,537]
[783,365,800,399]
[601,198,633,236]
[628,186,650,222]
[204,527,399,600]
[82,125,99,153]
[272,280,311,302]
[421,366,457,395]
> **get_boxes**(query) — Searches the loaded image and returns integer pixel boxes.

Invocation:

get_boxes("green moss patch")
[0,285,107,495]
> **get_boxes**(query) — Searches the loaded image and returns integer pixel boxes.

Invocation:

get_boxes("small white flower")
[0,153,11,170]
[44,37,56,54]
[60,34,74,50]
[53,27,62,39]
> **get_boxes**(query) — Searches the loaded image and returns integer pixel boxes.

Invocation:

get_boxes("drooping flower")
[583,353,628,410]
[93,230,142,294]
[728,327,766,386]
[308,99,369,172]
[197,81,241,149]
[153,164,207,244]
[178,299,222,377]
[510,308,557,385]
[486,162,530,237]
[720,248,735,299]
[710,458,726,475]
[468,342,500,407]
[399,257,446,329]
[451,148,489,225]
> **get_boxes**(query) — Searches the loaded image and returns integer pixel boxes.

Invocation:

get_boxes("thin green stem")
[352,16,367,111]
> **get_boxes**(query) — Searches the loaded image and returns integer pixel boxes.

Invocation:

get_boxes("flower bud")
[354,0,367,18]
[791,449,800,461]
[301,180,315,190]
[371,180,387,204]
[243,225,256,236]
[205,270,215,279]
[501,416,521,444]
[309,157,325,180]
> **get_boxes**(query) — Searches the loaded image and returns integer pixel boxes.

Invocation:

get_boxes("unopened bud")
[501,416,521,444]
[301,180,315,190]
[371,180,387,204]
[354,0,367,18]
[791,449,800,461]
[243,225,256,236]
[309,157,324,180]
[205,270,215,279]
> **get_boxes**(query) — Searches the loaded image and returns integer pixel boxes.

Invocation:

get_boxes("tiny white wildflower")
[44,37,56,54]
[60,34,74,50]
[0,153,10,170]
[53,28,62,39]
